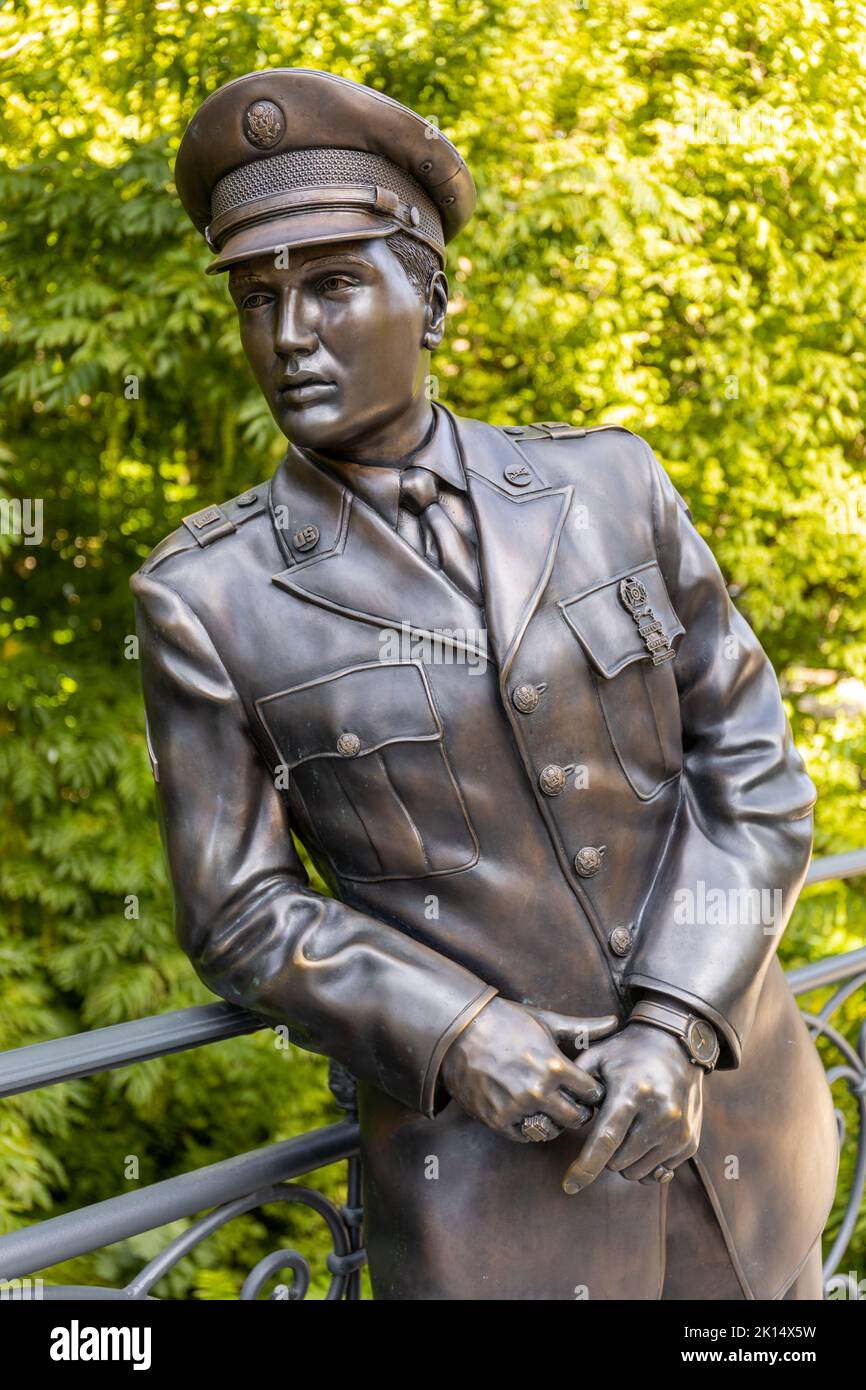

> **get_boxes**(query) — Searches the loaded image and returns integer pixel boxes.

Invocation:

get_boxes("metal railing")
[0,850,864,1300]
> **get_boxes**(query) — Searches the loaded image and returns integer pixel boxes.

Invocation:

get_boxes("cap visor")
[206,209,402,274]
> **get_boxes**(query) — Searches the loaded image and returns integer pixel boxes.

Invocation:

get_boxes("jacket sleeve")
[130,565,497,1116]
[623,441,816,1068]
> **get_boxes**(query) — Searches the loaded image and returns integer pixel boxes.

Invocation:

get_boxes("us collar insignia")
[619,576,676,666]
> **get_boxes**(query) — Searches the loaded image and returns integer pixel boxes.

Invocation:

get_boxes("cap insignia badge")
[244,100,284,149]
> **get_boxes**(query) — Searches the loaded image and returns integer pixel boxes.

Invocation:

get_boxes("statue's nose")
[274,286,317,357]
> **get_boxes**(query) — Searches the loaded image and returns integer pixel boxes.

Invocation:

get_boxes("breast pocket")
[559,561,685,801]
[256,660,479,881]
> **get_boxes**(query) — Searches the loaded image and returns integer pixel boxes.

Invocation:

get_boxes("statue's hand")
[560,1022,704,1194]
[439,997,618,1141]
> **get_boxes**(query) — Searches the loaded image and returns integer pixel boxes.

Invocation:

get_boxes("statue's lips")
[278,378,336,405]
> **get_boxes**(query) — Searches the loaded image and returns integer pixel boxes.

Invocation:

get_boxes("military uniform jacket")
[130,405,839,1300]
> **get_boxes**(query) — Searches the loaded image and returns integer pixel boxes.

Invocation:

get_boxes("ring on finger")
[652,1163,675,1184]
[521,1113,562,1143]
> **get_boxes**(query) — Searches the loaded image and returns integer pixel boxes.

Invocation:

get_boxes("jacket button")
[608,926,633,957]
[512,682,540,714]
[336,732,361,757]
[574,845,606,877]
[236,490,258,507]
[539,764,567,796]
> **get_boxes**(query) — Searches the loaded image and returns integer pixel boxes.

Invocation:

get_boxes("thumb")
[527,1008,620,1057]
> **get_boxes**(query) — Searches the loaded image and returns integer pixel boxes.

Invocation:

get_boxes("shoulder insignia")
[139,483,269,572]
[182,485,269,548]
[501,421,587,441]
[182,502,235,546]
[501,421,640,443]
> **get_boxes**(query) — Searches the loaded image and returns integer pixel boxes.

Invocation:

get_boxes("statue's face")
[228,238,443,454]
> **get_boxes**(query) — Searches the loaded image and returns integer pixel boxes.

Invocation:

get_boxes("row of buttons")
[510,679,626,957]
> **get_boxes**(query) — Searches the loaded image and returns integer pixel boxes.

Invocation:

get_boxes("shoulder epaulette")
[182,484,269,547]
[139,483,270,574]
[501,421,638,443]
[501,421,586,441]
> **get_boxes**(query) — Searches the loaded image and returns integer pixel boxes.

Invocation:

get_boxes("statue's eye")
[242,292,271,310]
[318,274,355,294]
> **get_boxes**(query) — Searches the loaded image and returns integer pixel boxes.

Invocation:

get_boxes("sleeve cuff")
[420,985,499,1117]
[624,974,741,1070]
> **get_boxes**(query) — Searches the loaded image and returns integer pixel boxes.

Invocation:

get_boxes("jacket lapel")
[269,440,486,654]
[267,411,573,675]
[446,409,573,675]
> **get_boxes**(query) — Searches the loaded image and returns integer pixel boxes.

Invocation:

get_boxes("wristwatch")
[629,998,720,1072]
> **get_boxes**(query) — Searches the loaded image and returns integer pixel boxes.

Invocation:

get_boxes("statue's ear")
[422,270,449,350]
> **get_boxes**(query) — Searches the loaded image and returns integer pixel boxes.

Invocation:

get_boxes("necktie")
[399,465,484,607]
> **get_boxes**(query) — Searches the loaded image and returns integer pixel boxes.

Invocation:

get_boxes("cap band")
[207,183,438,256]
[209,146,444,258]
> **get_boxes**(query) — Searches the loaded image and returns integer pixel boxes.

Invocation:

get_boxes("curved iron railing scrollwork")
[788,956,866,1290]
[0,1064,364,1302]
[114,1062,366,1303]
[0,851,864,1300]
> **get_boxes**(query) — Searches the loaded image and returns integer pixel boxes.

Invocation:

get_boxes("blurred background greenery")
[1,0,864,1298]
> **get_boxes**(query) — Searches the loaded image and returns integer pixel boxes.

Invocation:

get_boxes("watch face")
[686,1018,719,1065]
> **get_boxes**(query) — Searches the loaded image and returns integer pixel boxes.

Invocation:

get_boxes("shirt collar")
[302,403,466,528]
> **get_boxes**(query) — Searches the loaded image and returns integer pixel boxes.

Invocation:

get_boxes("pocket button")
[336,732,361,757]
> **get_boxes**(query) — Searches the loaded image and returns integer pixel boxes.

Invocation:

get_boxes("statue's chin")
[272,398,349,452]
[272,389,428,460]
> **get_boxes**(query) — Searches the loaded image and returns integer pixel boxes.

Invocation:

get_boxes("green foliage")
[1,0,864,1296]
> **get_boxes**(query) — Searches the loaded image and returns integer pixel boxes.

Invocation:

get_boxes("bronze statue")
[130,69,839,1300]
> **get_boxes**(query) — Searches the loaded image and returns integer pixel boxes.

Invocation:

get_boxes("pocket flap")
[559,561,685,679]
[257,660,441,767]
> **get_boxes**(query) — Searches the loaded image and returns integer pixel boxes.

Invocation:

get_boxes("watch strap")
[629,999,719,1071]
